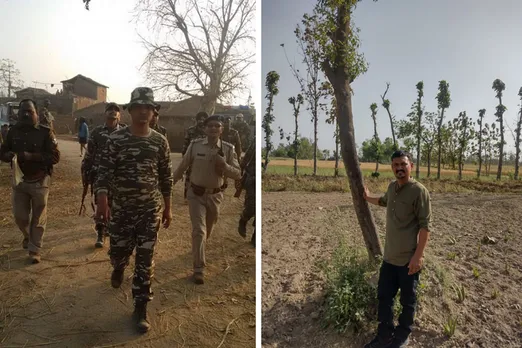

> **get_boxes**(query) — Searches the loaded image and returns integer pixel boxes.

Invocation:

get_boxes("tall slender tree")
[476,109,486,178]
[325,96,340,177]
[455,111,474,180]
[415,81,424,179]
[380,82,398,149]
[289,94,304,176]
[420,111,438,177]
[492,79,506,180]
[370,103,380,174]
[515,88,522,180]
[262,71,280,172]
[305,0,382,260]
[436,80,451,179]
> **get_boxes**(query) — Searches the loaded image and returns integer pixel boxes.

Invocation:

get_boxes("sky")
[0,0,255,106]
[262,0,522,153]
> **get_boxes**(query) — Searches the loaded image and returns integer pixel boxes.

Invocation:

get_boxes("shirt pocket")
[394,199,414,221]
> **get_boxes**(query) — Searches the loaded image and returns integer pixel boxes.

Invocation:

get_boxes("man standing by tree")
[82,102,126,248]
[363,150,432,348]
[173,115,241,285]
[182,111,208,200]
[150,104,167,139]
[0,99,60,263]
[39,99,54,129]
[232,113,251,152]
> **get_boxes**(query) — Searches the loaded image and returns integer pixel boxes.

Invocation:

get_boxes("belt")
[191,183,222,194]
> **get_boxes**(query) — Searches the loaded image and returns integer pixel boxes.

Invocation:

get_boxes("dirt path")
[262,191,522,348]
[0,139,255,348]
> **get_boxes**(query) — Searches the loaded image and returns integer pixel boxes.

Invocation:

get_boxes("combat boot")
[238,218,247,238]
[111,268,124,288]
[94,225,105,248]
[133,301,151,333]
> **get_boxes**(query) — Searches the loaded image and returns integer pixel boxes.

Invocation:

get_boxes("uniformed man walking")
[173,115,241,284]
[95,87,172,333]
[221,116,242,160]
[363,150,432,348]
[150,104,168,138]
[0,99,60,263]
[238,137,256,246]
[232,113,250,152]
[81,102,126,248]
[39,99,54,129]
[181,111,208,200]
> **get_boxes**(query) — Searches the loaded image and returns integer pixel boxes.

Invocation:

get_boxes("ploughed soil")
[262,191,522,348]
[0,138,255,348]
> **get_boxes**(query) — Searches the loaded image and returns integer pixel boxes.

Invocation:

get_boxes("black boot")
[238,218,247,238]
[134,301,151,333]
[111,268,124,288]
[94,225,105,248]
[251,224,256,247]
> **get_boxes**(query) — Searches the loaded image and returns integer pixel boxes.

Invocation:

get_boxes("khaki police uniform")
[173,138,241,274]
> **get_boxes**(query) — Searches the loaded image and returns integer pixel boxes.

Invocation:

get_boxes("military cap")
[153,103,161,116]
[236,113,244,119]
[125,87,156,109]
[105,102,121,111]
[204,115,224,126]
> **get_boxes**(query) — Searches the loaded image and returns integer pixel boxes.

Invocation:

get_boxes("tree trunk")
[201,95,217,115]
[416,110,422,179]
[458,150,463,180]
[436,108,445,179]
[334,121,340,177]
[477,124,483,179]
[373,116,379,174]
[263,96,274,172]
[313,99,318,176]
[497,99,504,181]
[332,78,382,260]
[427,148,432,177]
[294,114,299,176]
[384,107,397,149]
[515,110,522,180]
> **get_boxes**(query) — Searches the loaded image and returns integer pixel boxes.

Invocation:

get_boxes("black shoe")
[134,301,151,333]
[111,269,124,288]
[22,238,29,249]
[251,229,256,247]
[389,334,410,348]
[364,334,393,348]
[238,218,247,238]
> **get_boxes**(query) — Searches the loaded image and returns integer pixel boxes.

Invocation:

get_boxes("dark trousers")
[377,261,420,339]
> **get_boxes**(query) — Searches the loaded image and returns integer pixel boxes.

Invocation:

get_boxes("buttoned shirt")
[173,138,241,189]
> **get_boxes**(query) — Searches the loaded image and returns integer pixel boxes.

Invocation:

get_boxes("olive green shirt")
[378,179,432,266]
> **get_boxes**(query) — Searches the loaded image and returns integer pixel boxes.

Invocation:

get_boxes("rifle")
[79,182,89,216]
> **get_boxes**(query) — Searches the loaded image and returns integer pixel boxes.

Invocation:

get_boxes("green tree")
[492,79,507,180]
[455,111,475,180]
[323,82,341,177]
[289,94,304,175]
[380,83,398,149]
[305,0,382,260]
[420,111,438,177]
[369,103,380,174]
[263,71,280,172]
[436,80,451,179]
[476,109,486,178]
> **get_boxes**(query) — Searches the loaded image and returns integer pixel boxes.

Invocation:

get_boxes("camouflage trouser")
[184,167,191,199]
[108,205,161,302]
[240,175,255,222]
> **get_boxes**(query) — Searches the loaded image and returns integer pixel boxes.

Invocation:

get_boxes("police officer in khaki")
[173,115,241,284]
[0,99,60,263]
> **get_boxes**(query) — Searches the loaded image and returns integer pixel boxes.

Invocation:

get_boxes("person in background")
[78,117,89,157]
[150,104,168,138]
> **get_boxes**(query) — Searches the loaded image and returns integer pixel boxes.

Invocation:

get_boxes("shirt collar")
[203,137,221,148]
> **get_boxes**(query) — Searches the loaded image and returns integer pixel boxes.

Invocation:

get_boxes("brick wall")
[96,86,107,102]
[71,78,97,100]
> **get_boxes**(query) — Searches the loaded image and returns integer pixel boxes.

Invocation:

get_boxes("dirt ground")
[262,191,522,348]
[0,138,255,348]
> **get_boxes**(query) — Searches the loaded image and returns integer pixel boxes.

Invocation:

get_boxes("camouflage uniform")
[222,126,242,160]
[82,122,127,243]
[95,126,172,304]
[232,117,251,152]
[182,123,207,199]
[238,137,256,246]
[152,124,168,139]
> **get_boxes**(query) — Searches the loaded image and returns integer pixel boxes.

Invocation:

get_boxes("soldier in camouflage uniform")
[94,87,173,333]
[238,137,256,246]
[39,99,54,129]
[232,113,251,153]
[82,102,126,248]
[182,111,208,200]
[150,104,168,139]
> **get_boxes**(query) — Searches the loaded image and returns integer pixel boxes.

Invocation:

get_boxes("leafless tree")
[0,59,23,98]
[135,0,255,114]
